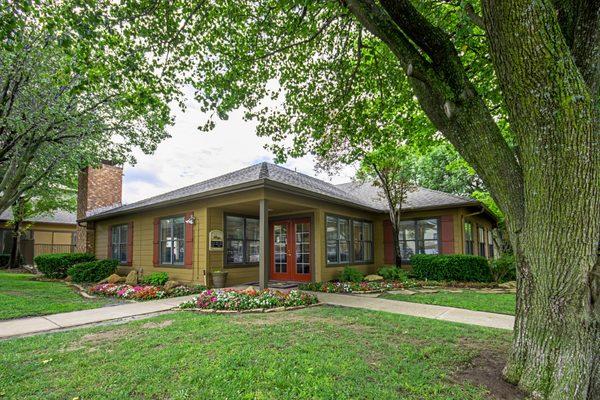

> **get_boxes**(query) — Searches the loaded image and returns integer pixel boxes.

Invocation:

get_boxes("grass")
[0,306,514,399]
[381,290,516,315]
[0,271,112,320]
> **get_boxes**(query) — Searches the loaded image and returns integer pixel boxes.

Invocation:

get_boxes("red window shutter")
[153,217,160,266]
[383,220,395,264]
[126,221,134,266]
[184,211,194,267]
[440,215,455,254]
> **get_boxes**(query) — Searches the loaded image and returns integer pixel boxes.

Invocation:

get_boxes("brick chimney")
[76,162,123,253]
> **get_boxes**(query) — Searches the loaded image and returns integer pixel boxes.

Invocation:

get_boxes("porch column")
[259,199,269,290]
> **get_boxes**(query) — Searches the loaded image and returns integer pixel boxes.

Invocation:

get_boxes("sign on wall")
[209,230,224,251]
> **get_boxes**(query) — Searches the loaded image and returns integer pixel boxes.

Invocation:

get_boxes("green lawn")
[381,290,516,315]
[0,271,112,320]
[0,307,519,399]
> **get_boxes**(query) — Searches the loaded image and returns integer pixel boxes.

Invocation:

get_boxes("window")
[225,215,259,265]
[160,216,185,265]
[478,226,486,256]
[465,222,474,254]
[326,215,350,264]
[399,219,439,260]
[111,224,128,263]
[487,230,495,258]
[353,220,374,263]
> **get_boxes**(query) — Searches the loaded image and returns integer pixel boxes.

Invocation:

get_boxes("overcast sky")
[122,89,356,204]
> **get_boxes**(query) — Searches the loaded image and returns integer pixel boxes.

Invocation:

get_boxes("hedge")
[67,259,119,283]
[410,254,492,282]
[35,253,96,279]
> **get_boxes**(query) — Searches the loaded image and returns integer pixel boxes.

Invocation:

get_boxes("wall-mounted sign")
[209,230,224,251]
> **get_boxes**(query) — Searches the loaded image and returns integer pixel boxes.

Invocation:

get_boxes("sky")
[122,89,357,204]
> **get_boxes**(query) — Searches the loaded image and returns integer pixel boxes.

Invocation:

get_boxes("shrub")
[67,259,119,283]
[0,254,8,268]
[489,255,516,283]
[339,266,364,283]
[35,253,96,279]
[142,272,169,286]
[411,254,492,282]
[299,281,404,293]
[0,253,25,268]
[377,265,408,282]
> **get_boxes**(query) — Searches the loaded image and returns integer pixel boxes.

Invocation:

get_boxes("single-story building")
[78,162,497,288]
[0,210,77,265]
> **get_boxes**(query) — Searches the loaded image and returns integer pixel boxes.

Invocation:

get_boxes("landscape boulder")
[103,274,125,284]
[364,274,384,282]
[125,270,138,285]
[498,281,517,289]
[164,280,180,291]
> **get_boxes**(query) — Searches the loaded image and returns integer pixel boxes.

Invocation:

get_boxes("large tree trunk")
[481,1,600,398]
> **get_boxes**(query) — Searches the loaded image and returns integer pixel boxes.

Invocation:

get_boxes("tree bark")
[8,220,21,269]
[481,1,599,398]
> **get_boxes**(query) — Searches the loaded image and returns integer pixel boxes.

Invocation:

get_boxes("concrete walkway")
[0,291,514,340]
[311,292,515,330]
[0,295,195,339]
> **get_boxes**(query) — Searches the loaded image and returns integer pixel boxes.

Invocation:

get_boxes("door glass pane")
[274,224,287,273]
[295,223,310,275]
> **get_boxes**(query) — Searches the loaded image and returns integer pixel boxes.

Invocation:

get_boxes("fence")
[34,244,76,257]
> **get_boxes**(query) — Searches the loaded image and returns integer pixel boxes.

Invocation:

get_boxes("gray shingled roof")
[87,163,377,219]
[87,162,480,220]
[335,181,478,211]
[0,209,76,225]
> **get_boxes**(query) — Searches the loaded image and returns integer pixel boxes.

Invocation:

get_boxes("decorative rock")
[285,305,305,311]
[164,280,180,291]
[364,274,384,282]
[64,275,72,282]
[125,270,138,285]
[101,274,125,284]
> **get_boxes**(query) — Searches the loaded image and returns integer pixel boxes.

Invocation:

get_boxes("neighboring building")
[0,209,77,265]
[79,162,497,288]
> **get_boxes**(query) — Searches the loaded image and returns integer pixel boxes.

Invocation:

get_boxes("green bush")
[411,254,492,282]
[35,253,96,279]
[0,253,24,268]
[339,266,364,283]
[489,255,516,283]
[0,254,10,268]
[142,272,169,286]
[67,259,119,283]
[377,265,408,282]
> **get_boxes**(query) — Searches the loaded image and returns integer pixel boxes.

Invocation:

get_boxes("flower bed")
[298,280,404,294]
[88,283,206,300]
[179,288,319,312]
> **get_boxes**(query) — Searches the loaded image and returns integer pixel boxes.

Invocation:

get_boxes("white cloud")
[122,90,357,203]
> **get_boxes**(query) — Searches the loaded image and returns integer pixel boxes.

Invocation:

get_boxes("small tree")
[357,144,416,267]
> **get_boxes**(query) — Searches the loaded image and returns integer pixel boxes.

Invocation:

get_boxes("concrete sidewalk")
[0,295,195,339]
[0,291,514,340]
[310,292,515,330]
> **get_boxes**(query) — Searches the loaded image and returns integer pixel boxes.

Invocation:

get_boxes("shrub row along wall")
[34,253,96,279]
[410,254,492,282]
